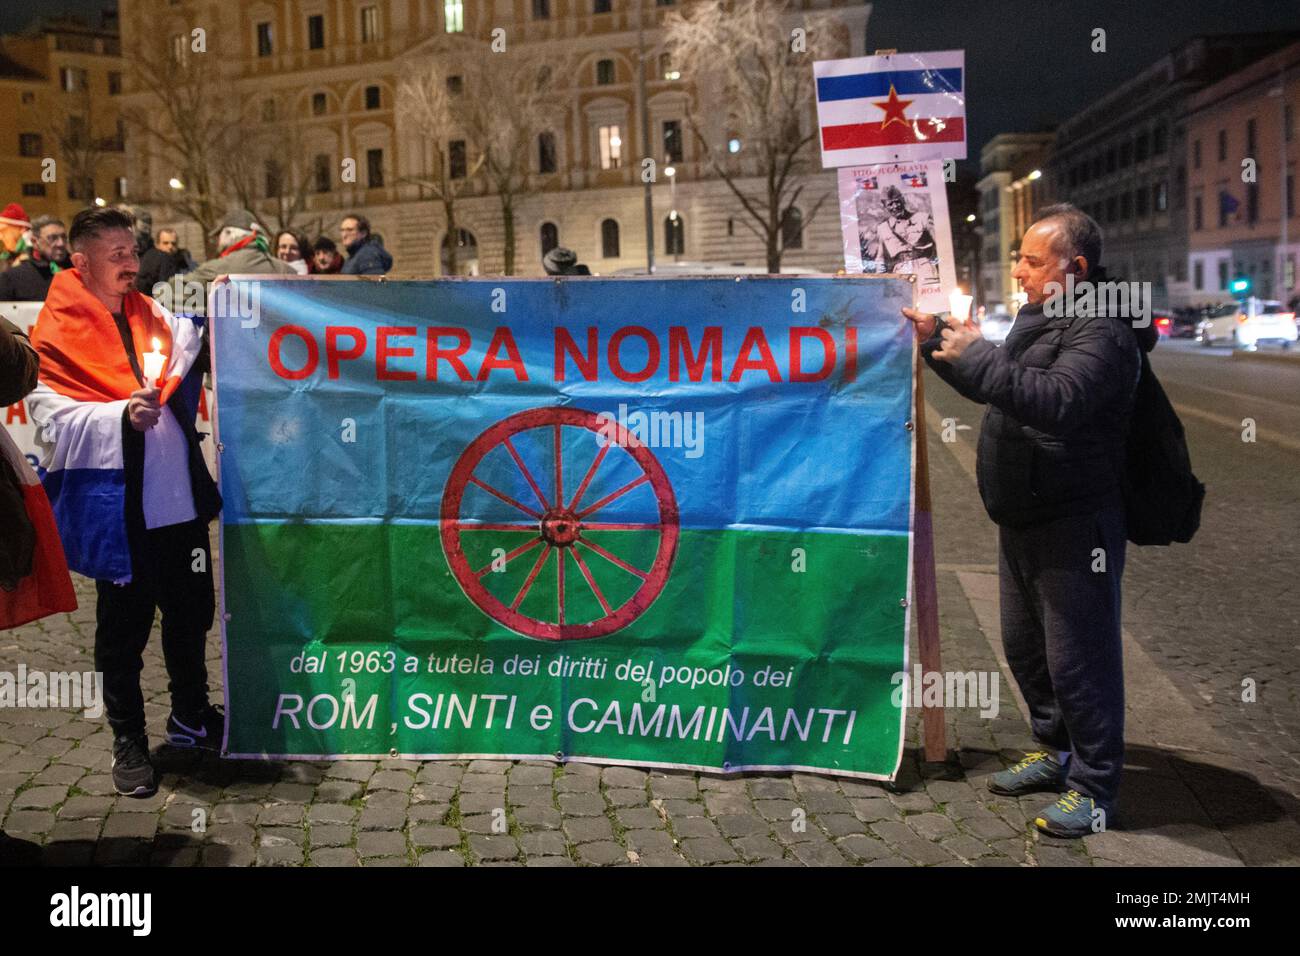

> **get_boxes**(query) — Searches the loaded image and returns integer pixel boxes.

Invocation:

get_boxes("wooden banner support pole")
[912,345,947,764]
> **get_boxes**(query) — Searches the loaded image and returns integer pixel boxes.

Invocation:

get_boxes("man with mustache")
[28,206,223,799]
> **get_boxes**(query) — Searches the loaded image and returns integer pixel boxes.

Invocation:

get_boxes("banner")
[814,50,967,167]
[838,161,957,314]
[211,276,916,778]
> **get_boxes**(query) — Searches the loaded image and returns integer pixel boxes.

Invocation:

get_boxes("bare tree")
[664,0,843,272]
[398,55,488,276]
[120,35,232,257]
[219,101,317,238]
[448,42,568,275]
[33,87,107,207]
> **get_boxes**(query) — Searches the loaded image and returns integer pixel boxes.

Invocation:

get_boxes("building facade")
[1186,39,1300,308]
[117,0,871,276]
[975,132,1052,310]
[1046,34,1294,310]
[0,16,127,226]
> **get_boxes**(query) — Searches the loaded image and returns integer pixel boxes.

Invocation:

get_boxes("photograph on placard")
[837,160,955,313]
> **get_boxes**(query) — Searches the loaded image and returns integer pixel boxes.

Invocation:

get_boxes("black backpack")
[1121,347,1205,545]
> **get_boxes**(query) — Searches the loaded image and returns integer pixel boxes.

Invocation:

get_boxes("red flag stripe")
[822,117,965,151]
[0,483,78,629]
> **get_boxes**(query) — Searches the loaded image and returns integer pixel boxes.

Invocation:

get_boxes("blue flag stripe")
[816,68,963,102]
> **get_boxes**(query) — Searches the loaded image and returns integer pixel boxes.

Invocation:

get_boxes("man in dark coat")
[135,227,190,295]
[0,216,70,301]
[339,213,393,276]
[903,203,1142,838]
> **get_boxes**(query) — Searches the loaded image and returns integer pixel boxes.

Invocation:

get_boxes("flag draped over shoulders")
[26,269,202,583]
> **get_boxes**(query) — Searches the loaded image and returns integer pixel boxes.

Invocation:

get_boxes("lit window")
[664,213,684,255]
[599,124,622,170]
[444,1,463,33]
[361,6,381,42]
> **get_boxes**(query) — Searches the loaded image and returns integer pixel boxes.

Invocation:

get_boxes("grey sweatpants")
[998,504,1127,809]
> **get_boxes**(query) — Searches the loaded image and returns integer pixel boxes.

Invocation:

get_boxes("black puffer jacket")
[923,303,1148,527]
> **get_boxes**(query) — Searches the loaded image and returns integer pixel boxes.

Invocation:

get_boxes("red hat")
[0,203,30,228]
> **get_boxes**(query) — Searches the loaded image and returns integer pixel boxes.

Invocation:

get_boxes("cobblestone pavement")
[2,352,1297,867]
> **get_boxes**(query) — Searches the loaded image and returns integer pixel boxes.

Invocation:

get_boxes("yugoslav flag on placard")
[814,50,966,167]
[27,269,202,583]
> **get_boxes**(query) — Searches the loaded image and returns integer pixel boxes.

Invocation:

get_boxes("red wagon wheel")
[440,406,679,641]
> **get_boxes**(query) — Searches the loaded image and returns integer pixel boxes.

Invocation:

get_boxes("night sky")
[7,0,1300,165]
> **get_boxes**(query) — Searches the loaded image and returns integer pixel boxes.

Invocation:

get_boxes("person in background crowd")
[0,203,32,270]
[339,213,393,276]
[118,205,153,259]
[542,246,591,276]
[184,209,295,315]
[275,231,311,275]
[135,227,191,296]
[27,207,223,799]
[0,216,70,302]
[311,235,344,274]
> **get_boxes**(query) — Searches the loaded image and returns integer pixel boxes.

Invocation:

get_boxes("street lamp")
[168,178,184,190]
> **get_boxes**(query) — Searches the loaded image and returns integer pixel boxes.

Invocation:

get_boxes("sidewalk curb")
[1228,348,1300,365]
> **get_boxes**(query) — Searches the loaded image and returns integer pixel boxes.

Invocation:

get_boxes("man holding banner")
[27,207,224,799]
[904,204,1140,838]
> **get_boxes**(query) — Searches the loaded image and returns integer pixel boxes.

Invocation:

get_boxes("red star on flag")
[872,84,914,130]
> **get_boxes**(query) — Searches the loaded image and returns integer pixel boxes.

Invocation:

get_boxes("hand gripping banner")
[211,275,916,778]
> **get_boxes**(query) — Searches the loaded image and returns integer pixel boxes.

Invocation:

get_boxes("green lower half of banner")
[221,523,909,776]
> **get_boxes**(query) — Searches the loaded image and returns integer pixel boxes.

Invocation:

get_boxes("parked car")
[1197,298,1298,349]
[1153,312,1174,337]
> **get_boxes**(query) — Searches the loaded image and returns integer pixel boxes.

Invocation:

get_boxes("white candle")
[949,289,974,323]
[141,337,166,387]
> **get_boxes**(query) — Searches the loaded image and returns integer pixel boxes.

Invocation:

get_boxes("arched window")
[601,218,620,258]
[540,221,559,256]
[781,206,803,250]
[664,213,684,255]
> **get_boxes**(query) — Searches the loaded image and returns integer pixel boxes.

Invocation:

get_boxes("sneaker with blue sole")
[165,704,224,751]
[1034,789,1110,838]
[987,751,1067,797]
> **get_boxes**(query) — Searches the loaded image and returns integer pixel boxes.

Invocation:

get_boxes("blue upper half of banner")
[211,277,915,537]
[816,68,964,102]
